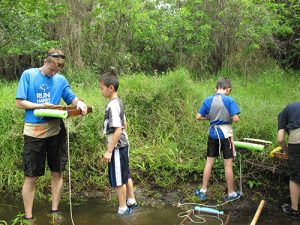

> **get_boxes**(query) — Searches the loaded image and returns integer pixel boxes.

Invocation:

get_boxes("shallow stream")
[1,195,299,225]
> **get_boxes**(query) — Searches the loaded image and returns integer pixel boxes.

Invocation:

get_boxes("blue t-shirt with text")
[16,68,76,123]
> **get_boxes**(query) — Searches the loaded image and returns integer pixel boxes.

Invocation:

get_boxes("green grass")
[0,68,299,197]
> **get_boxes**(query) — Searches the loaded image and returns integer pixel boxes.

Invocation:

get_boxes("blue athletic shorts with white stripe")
[108,145,130,188]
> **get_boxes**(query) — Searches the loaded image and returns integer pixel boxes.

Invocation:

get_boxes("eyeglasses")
[47,53,65,59]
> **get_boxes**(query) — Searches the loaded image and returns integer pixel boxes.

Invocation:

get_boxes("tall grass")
[1,68,299,197]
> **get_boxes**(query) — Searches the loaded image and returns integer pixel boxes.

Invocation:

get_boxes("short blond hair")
[45,48,65,68]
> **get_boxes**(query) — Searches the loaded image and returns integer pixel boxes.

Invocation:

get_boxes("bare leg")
[51,172,63,211]
[290,180,300,211]
[126,178,135,200]
[116,184,127,208]
[22,176,38,218]
[230,136,236,158]
[201,157,215,190]
[224,158,234,193]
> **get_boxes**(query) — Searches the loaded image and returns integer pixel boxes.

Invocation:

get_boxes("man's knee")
[25,176,38,183]
[224,158,233,167]
[51,172,63,179]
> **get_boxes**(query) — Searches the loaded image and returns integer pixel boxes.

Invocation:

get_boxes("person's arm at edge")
[196,113,207,121]
[277,129,287,152]
[16,99,54,109]
[232,114,240,122]
[124,120,128,130]
[103,127,122,163]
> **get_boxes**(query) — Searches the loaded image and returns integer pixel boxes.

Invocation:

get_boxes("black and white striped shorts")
[108,145,130,188]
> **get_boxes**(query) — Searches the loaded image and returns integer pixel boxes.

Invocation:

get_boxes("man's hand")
[42,102,54,108]
[16,99,55,109]
[77,100,88,115]
[103,150,113,163]
[281,146,288,153]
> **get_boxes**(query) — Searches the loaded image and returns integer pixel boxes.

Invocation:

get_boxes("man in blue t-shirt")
[195,79,241,202]
[16,49,87,222]
[278,102,300,218]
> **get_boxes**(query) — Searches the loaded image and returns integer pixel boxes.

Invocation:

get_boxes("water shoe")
[127,202,139,210]
[225,191,241,202]
[118,207,133,216]
[47,210,64,224]
[23,217,36,225]
[281,203,299,218]
[195,189,208,201]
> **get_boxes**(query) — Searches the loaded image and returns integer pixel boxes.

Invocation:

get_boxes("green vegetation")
[1,0,299,223]
[1,68,299,197]
[1,0,299,79]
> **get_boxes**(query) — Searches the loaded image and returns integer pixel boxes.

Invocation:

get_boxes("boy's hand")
[103,150,112,163]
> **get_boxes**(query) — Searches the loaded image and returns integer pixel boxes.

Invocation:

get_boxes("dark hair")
[216,79,232,90]
[99,69,119,91]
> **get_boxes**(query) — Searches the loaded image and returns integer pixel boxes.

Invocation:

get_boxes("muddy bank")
[77,178,291,213]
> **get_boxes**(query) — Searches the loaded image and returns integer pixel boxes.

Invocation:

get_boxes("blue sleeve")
[61,78,76,105]
[278,109,287,130]
[229,98,240,116]
[16,71,29,100]
[198,97,211,116]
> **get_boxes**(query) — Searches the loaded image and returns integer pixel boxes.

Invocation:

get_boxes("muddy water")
[1,196,299,225]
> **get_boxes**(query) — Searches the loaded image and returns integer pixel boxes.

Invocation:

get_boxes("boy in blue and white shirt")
[99,71,138,215]
[195,79,241,202]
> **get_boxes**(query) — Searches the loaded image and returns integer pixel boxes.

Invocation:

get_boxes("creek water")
[0,195,299,225]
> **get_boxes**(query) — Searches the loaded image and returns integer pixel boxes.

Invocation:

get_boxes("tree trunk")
[54,0,89,69]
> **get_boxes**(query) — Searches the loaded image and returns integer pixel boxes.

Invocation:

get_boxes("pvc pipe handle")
[234,141,264,152]
[194,206,224,215]
[34,109,68,119]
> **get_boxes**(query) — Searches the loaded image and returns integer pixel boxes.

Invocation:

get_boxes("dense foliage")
[0,2,299,224]
[0,68,299,196]
[0,0,299,80]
